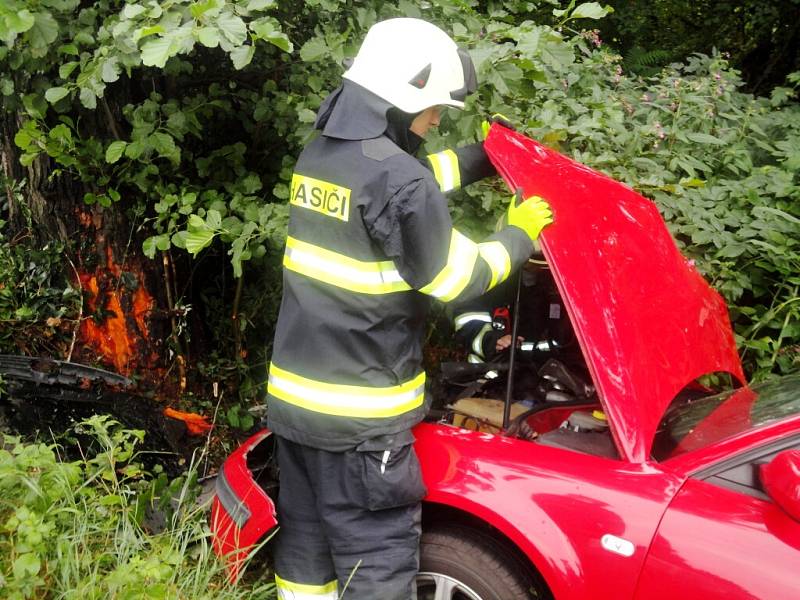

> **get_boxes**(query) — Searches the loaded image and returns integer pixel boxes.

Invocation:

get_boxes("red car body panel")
[413,414,800,600]
[760,449,800,521]
[413,422,683,599]
[210,430,277,581]
[484,125,745,462]
[634,477,800,599]
[211,126,800,598]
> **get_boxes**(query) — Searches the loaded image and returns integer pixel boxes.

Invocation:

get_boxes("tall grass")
[0,415,274,599]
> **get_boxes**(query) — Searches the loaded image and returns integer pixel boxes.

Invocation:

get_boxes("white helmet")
[343,18,477,114]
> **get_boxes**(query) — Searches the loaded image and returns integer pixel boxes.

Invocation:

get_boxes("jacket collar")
[314,81,423,154]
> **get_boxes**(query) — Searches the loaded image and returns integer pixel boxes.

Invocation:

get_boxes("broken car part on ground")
[0,354,210,475]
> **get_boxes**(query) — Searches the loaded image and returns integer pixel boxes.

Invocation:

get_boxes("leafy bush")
[0,415,273,599]
[597,58,800,379]
[417,6,800,379]
[504,50,800,380]
[600,1,800,92]
[1,0,797,381]
[0,178,79,356]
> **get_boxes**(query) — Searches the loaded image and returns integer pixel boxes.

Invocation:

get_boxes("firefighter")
[454,258,545,363]
[454,257,577,364]
[265,18,553,600]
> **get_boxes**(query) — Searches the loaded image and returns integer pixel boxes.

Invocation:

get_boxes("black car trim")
[216,466,252,528]
[692,433,800,500]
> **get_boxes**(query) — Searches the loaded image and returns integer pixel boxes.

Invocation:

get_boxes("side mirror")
[760,449,800,521]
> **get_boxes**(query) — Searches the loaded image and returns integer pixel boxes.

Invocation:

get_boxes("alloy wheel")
[417,571,484,600]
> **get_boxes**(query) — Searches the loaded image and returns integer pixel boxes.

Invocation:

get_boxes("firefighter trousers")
[273,432,426,600]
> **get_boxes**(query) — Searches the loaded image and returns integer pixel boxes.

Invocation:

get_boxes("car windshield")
[652,374,800,461]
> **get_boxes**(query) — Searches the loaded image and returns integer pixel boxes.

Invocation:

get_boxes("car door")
[634,437,800,599]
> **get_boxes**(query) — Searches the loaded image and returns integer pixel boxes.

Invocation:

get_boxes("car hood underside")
[484,125,745,462]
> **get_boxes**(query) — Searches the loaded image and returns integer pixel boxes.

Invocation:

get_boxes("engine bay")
[429,264,619,460]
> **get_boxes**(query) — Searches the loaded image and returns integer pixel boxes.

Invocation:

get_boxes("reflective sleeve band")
[454,311,492,331]
[472,322,493,357]
[268,363,425,418]
[283,236,411,295]
[419,229,479,302]
[478,241,512,289]
[427,149,461,193]
[276,575,338,600]
[467,353,484,363]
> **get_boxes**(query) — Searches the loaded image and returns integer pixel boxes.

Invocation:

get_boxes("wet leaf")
[45,87,69,104]
[105,141,127,163]
[217,13,247,46]
[141,37,178,68]
[184,230,215,255]
[196,27,219,48]
[12,553,40,578]
[571,2,612,20]
[230,44,254,70]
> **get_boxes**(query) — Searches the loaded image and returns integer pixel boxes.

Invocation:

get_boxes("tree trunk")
[1,112,172,389]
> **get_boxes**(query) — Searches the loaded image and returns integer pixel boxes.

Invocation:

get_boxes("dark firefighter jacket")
[266,81,533,451]
[453,269,546,363]
[453,265,576,363]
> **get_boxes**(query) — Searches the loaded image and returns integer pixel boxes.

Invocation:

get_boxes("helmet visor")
[449,48,477,103]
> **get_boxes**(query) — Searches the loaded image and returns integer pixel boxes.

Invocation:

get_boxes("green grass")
[0,415,275,599]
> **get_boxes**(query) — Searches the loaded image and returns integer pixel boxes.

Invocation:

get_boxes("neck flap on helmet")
[314,80,424,154]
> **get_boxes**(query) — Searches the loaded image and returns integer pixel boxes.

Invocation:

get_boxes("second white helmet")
[343,18,477,114]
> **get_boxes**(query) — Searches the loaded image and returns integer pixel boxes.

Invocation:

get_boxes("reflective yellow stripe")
[283,236,412,295]
[472,322,493,357]
[419,229,478,302]
[478,241,512,289]
[454,311,492,331]
[275,575,338,600]
[428,153,444,190]
[268,363,425,418]
[427,149,461,192]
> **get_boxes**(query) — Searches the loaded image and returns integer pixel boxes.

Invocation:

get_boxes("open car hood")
[484,125,745,463]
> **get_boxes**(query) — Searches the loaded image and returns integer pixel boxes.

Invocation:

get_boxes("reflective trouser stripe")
[283,236,412,295]
[427,149,461,193]
[268,363,425,418]
[419,229,479,302]
[478,241,512,289]
[454,311,492,331]
[275,575,338,600]
[472,322,493,358]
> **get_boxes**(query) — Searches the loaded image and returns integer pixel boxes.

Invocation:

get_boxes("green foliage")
[550,54,800,380]
[0,416,274,599]
[3,0,295,278]
[1,0,797,382]
[622,46,672,76]
[0,184,79,355]
[599,1,800,92]
[225,402,255,430]
[417,9,799,380]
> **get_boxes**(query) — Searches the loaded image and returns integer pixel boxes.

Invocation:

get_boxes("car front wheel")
[417,526,549,600]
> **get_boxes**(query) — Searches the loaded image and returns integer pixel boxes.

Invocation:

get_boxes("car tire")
[418,526,549,600]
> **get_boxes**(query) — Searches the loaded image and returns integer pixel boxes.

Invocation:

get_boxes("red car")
[211,125,800,599]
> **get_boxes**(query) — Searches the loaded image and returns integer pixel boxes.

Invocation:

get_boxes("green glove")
[506,189,553,242]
